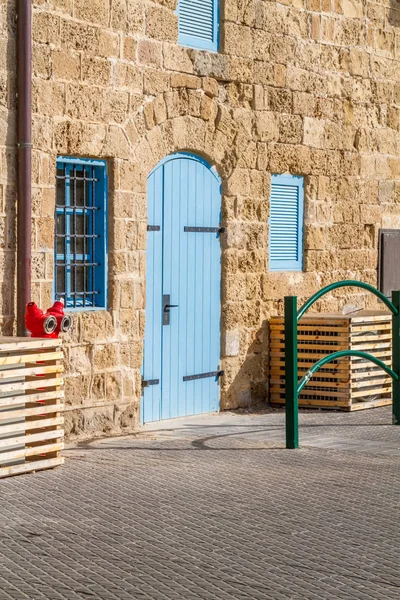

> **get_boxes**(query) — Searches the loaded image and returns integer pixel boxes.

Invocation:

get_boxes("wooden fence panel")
[0,338,64,478]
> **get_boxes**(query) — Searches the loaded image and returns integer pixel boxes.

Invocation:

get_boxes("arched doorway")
[142,153,222,423]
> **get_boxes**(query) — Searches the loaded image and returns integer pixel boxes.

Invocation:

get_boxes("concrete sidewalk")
[142,405,400,454]
[0,407,399,599]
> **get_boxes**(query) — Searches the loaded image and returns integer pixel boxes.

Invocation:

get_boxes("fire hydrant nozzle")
[25,299,73,338]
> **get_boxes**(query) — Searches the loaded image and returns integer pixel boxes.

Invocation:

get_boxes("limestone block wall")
[0,1,17,337]
[3,0,400,438]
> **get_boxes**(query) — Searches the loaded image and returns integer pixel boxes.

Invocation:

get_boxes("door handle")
[164,304,178,311]
[163,295,178,325]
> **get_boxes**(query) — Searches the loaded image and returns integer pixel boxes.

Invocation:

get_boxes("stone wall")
[0,1,17,337]
[3,0,400,438]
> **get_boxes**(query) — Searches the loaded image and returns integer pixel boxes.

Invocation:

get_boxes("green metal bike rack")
[284,281,400,449]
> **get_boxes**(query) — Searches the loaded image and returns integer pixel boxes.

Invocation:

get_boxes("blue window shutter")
[178,0,219,52]
[269,174,304,272]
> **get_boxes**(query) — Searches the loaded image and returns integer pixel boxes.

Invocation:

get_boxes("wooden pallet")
[0,337,64,478]
[269,311,393,411]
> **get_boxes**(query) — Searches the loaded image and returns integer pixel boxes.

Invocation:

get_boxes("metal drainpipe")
[16,0,32,336]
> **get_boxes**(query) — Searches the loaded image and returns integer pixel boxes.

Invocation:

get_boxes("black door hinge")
[183,370,224,382]
[142,378,160,388]
[184,227,225,234]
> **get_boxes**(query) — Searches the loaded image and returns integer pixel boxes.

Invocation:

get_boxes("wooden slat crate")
[0,337,64,478]
[270,311,393,411]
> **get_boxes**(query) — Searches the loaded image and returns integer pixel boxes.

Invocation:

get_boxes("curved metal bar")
[298,350,398,394]
[297,280,398,321]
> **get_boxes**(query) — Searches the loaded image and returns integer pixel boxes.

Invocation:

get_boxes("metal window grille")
[55,157,107,309]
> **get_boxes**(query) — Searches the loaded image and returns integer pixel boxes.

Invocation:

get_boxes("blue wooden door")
[142,154,222,423]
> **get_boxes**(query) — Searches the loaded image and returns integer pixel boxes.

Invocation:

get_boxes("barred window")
[55,157,107,309]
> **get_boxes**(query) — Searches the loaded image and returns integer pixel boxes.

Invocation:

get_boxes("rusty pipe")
[17,0,32,336]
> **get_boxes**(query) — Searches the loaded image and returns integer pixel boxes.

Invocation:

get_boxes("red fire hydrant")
[25,302,57,338]
[45,299,73,336]
[25,299,72,338]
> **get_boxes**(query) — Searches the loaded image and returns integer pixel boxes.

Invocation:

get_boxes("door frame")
[141,152,223,424]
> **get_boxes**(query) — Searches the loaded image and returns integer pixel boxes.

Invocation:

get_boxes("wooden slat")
[271,378,391,392]
[0,339,60,352]
[350,323,391,333]
[270,397,350,408]
[349,314,392,323]
[350,398,392,411]
[270,334,350,342]
[351,368,391,379]
[0,364,64,380]
[0,351,63,367]
[0,429,63,450]
[0,457,64,479]
[351,378,391,390]
[298,388,349,398]
[270,386,349,399]
[0,403,64,421]
[271,362,350,373]
[270,379,349,389]
[0,390,64,408]
[350,354,391,364]
[0,442,64,463]
[271,316,392,325]
[351,334,392,344]
[271,397,392,410]
[270,351,351,360]
[0,416,63,435]
[270,342,350,351]
[351,386,392,399]
[270,363,349,371]
[271,317,348,325]
[0,377,63,394]
[270,325,350,333]
[271,350,391,360]
[349,342,391,351]
[351,352,392,360]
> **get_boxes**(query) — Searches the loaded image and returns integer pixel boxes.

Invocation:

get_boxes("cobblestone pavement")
[1,407,400,600]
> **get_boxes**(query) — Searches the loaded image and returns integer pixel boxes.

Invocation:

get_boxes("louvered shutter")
[178,0,219,52]
[269,174,304,271]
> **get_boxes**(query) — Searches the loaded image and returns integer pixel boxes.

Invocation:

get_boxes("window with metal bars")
[55,157,107,310]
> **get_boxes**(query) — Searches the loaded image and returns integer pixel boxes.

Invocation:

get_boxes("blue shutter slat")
[178,0,219,51]
[269,175,304,272]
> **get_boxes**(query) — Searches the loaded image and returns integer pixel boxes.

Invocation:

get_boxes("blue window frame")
[55,157,108,310]
[178,0,219,52]
[269,174,304,272]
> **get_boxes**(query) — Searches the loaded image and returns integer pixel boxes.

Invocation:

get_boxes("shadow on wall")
[388,1,400,27]
[2,0,17,335]
[223,319,269,411]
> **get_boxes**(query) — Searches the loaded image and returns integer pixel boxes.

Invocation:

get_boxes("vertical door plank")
[143,166,163,423]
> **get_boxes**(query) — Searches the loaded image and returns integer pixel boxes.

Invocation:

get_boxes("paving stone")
[0,408,400,599]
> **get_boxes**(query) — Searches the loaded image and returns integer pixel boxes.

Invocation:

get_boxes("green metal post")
[285,296,299,449]
[392,290,400,425]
